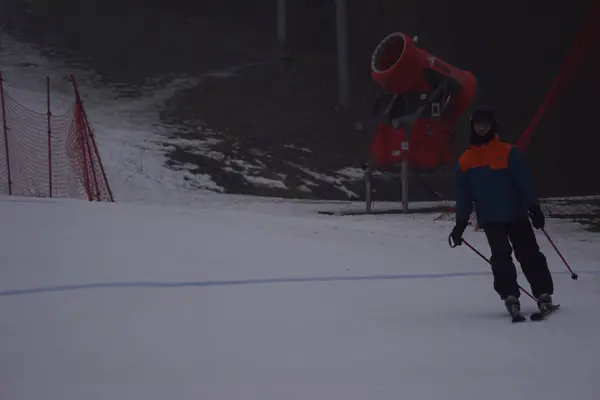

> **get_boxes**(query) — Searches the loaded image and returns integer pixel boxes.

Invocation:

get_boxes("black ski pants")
[483,217,554,300]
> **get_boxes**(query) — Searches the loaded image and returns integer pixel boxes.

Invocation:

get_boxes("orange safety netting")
[0,73,113,202]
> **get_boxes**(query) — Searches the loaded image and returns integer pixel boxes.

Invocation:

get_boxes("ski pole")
[542,228,578,280]
[449,235,536,301]
[462,239,536,301]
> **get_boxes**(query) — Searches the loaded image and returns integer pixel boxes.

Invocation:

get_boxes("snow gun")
[359,32,478,171]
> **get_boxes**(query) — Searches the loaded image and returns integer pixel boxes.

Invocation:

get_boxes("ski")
[511,313,527,323]
[530,304,560,321]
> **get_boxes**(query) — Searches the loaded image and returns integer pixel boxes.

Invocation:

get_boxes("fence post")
[83,121,100,201]
[0,71,12,195]
[71,75,114,202]
[70,76,93,201]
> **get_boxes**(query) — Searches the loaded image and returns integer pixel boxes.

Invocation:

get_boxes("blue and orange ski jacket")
[455,135,540,226]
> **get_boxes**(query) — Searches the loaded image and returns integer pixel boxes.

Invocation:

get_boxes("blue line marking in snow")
[0,270,598,297]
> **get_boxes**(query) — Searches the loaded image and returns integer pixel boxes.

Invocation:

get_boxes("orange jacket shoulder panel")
[458,149,480,172]
[459,137,513,172]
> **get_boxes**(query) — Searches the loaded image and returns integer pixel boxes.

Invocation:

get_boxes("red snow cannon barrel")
[370,32,477,124]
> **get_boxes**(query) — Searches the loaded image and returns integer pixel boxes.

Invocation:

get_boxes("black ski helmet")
[470,105,498,134]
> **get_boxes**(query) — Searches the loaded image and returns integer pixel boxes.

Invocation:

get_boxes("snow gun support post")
[360,33,477,213]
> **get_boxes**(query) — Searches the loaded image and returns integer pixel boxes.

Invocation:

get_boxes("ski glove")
[529,205,545,229]
[449,220,469,247]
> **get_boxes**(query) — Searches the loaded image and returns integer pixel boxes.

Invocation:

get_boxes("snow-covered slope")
[1,195,599,399]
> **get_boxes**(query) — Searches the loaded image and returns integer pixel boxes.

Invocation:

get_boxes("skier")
[449,106,556,319]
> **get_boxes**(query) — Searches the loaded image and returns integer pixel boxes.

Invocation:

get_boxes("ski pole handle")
[448,234,465,248]
[448,234,458,248]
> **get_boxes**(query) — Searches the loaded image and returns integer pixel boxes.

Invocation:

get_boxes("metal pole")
[364,165,372,213]
[276,0,287,44]
[0,72,12,195]
[47,76,53,198]
[401,152,409,213]
[334,0,349,107]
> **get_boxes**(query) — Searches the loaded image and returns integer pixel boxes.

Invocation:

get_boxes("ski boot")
[504,295,525,322]
[537,294,553,313]
[530,293,560,321]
